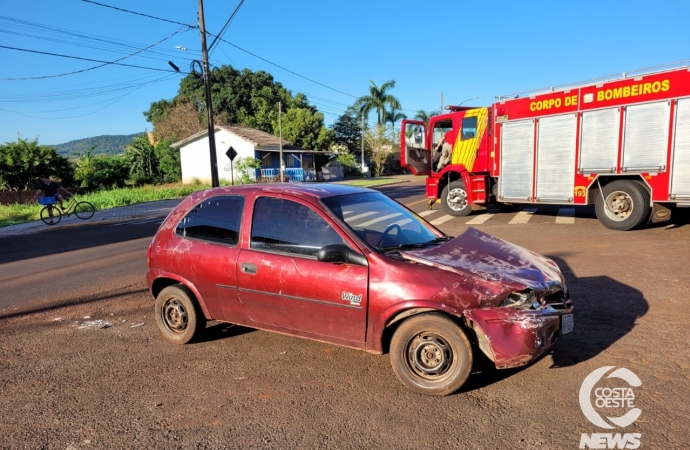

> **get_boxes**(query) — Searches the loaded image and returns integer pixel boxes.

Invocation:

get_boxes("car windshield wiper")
[382,236,452,252]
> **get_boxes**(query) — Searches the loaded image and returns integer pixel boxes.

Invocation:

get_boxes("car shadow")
[458,255,649,393]
[196,322,256,344]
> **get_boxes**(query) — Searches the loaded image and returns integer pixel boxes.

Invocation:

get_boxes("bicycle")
[38,195,96,225]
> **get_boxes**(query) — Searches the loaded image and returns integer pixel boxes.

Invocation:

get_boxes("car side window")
[175,195,244,245]
[250,197,345,257]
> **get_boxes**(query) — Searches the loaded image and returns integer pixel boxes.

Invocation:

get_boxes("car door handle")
[241,262,257,275]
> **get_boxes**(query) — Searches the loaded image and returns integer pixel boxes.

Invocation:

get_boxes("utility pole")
[279,101,283,183]
[361,113,365,176]
[198,0,219,188]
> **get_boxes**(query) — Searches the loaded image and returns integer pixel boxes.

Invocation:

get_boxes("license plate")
[561,314,574,334]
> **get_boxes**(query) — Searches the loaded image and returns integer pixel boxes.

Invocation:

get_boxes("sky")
[1,0,689,145]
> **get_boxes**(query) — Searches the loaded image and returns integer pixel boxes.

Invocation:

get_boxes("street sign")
[225,146,237,161]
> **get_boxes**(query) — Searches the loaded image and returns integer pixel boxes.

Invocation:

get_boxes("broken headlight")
[501,291,539,310]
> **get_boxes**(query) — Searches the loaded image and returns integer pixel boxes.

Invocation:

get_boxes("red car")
[147,184,573,396]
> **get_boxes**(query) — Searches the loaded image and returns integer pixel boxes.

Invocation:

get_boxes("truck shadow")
[460,255,648,393]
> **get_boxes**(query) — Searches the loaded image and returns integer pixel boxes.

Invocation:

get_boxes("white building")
[172,126,331,184]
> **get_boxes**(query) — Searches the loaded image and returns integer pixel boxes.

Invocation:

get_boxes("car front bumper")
[464,306,573,369]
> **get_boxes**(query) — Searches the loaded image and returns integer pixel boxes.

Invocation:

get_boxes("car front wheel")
[155,285,206,345]
[390,313,473,396]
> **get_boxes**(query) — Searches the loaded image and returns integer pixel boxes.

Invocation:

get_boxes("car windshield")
[321,192,442,251]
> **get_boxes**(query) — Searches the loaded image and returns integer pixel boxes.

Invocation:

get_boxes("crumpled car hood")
[399,228,564,305]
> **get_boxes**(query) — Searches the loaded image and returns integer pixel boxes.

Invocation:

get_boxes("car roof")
[194,183,374,201]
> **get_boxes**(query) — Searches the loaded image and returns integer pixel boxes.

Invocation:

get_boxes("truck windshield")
[322,192,440,251]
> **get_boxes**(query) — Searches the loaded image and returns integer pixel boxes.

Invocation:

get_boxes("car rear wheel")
[441,181,472,216]
[390,313,472,396]
[155,285,206,344]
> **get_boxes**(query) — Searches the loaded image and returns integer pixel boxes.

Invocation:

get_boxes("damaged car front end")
[399,227,574,370]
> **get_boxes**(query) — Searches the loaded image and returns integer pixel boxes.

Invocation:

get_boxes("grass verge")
[0,183,208,228]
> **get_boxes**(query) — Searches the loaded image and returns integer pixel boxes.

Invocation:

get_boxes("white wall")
[179,129,257,184]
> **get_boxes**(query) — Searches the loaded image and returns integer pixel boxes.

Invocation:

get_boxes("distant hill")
[51,133,145,157]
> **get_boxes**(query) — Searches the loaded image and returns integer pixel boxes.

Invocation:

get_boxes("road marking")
[405,199,429,207]
[418,210,438,217]
[509,208,538,224]
[556,207,575,224]
[356,213,403,227]
[430,214,454,226]
[466,214,494,225]
[345,211,378,222]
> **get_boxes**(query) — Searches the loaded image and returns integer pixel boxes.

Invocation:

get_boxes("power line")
[0,16,199,71]
[208,0,246,54]
[0,73,174,103]
[0,44,178,73]
[0,73,178,119]
[212,35,358,99]
[80,0,195,28]
[0,28,186,80]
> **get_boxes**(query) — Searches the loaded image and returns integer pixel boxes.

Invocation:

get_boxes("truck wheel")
[390,313,473,396]
[595,180,651,231]
[155,285,206,345]
[441,181,472,216]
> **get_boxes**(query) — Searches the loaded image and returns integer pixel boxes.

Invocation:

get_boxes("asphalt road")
[1,180,689,449]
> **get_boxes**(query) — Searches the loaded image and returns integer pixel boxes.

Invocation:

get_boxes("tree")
[280,107,334,150]
[125,136,158,185]
[0,138,73,191]
[414,109,438,125]
[385,106,407,139]
[331,106,362,154]
[355,80,402,126]
[154,141,181,183]
[145,65,332,151]
[150,101,204,142]
[364,125,395,177]
[234,157,262,185]
[74,152,129,191]
[335,152,360,177]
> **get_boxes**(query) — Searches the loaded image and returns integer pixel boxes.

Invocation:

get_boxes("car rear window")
[175,195,244,245]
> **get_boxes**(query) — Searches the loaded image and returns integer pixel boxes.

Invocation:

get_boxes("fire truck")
[400,66,690,230]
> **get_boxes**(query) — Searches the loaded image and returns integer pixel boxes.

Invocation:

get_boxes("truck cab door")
[400,120,429,175]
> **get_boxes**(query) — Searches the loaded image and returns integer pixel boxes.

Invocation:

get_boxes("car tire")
[441,181,472,216]
[390,313,473,396]
[155,285,206,345]
[595,180,650,231]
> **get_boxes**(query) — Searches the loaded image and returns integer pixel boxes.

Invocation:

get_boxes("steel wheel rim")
[162,298,188,333]
[447,188,468,211]
[405,333,453,379]
[604,190,633,222]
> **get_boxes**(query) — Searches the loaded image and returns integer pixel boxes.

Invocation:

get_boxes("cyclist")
[34,174,73,210]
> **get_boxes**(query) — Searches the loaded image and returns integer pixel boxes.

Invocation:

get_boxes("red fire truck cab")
[401,66,690,230]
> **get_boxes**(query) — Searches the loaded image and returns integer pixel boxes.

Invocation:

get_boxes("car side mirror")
[317,244,368,266]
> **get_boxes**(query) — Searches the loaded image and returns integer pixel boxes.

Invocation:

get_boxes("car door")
[172,195,245,323]
[237,196,368,343]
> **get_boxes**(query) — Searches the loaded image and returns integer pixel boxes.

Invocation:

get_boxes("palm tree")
[355,80,402,126]
[385,106,407,133]
[414,109,438,125]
